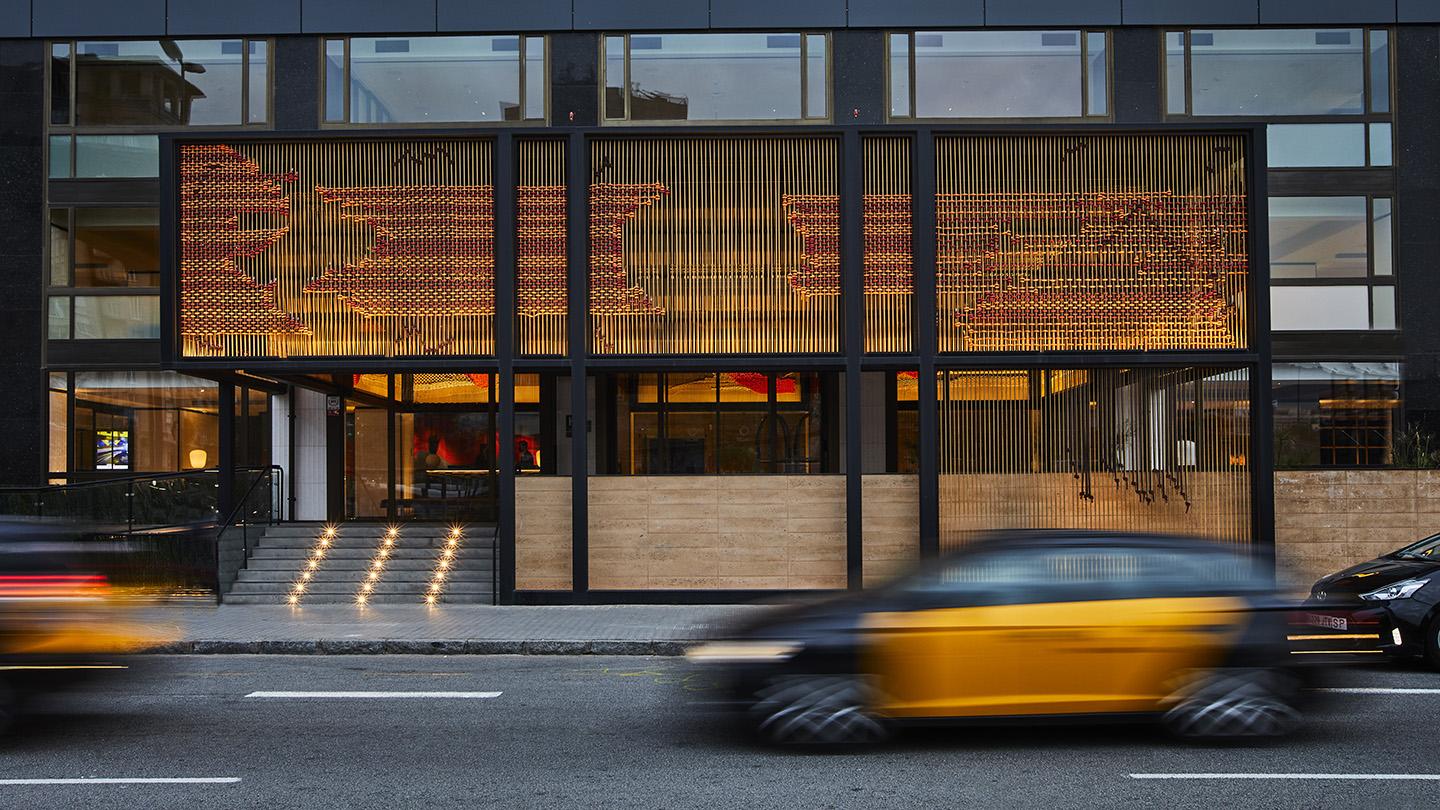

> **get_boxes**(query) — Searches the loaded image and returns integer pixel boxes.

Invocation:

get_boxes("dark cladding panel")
[168,0,302,35]
[438,0,574,31]
[1122,0,1259,25]
[302,0,439,33]
[33,0,165,37]
[0,1,26,37]
[848,0,984,27]
[573,0,707,30]
[711,0,846,28]
[1399,0,1440,22]
[1259,0,1397,24]
[1395,27,1440,426]
[549,32,598,126]
[832,29,885,124]
[984,0,1122,26]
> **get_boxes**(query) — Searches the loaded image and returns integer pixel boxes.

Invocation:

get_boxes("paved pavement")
[139,604,764,654]
[0,655,1436,808]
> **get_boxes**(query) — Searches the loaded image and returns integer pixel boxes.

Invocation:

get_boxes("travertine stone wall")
[588,475,847,590]
[862,475,919,586]
[516,476,572,590]
[1274,470,1440,587]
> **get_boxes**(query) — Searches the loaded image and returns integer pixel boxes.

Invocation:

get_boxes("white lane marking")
[245,691,501,699]
[1313,687,1440,695]
[0,778,240,785]
[1130,774,1440,781]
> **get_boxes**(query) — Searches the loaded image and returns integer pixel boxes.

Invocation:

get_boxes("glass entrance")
[344,373,499,523]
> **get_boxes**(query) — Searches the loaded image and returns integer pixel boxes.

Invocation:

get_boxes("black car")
[1305,534,1440,669]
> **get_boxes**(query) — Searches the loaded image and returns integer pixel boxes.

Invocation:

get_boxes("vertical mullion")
[915,129,939,561]
[495,132,517,603]
[566,132,589,593]
[241,40,249,125]
[1080,31,1090,117]
[841,130,863,588]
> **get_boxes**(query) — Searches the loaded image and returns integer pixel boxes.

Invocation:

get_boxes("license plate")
[1305,613,1348,631]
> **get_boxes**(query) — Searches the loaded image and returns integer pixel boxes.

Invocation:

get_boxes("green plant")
[1393,422,1440,469]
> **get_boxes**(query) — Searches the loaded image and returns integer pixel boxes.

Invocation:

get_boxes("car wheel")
[1425,618,1440,672]
[750,675,889,746]
[1162,669,1301,741]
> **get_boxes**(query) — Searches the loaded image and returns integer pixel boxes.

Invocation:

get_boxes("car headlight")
[684,641,804,664]
[1359,578,1430,602]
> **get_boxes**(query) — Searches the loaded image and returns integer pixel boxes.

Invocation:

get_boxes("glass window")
[324,39,345,123]
[47,297,70,339]
[1369,122,1392,166]
[1373,198,1393,276]
[1270,286,1370,330]
[1369,30,1390,114]
[1178,29,1366,116]
[72,295,160,339]
[1267,124,1365,168]
[48,209,70,286]
[325,35,544,124]
[1085,31,1107,116]
[605,33,828,122]
[71,372,220,473]
[50,42,71,126]
[68,39,265,126]
[893,30,1105,119]
[604,35,625,119]
[602,372,837,474]
[1372,286,1396,329]
[48,135,71,178]
[889,33,911,118]
[1269,197,1367,279]
[1273,361,1400,467]
[72,208,159,287]
[248,40,268,124]
[1164,31,1185,115]
[74,134,158,177]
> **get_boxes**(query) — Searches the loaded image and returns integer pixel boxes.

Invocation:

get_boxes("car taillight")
[0,574,108,599]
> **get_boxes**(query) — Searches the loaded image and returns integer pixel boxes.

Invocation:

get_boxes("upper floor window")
[1165,29,1389,118]
[1269,195,1395,332]
[50,39,269,127]
[47,207,160,341]
[888,30,1109,120]
[602,33,828,123]
[323,36,545,125]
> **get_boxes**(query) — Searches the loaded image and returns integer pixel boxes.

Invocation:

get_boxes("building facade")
[3,1,1434,602]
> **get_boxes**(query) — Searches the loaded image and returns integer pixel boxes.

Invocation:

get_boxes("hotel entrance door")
[344,374,499,524]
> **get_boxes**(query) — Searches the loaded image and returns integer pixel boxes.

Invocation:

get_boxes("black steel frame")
[157,122,1272,604]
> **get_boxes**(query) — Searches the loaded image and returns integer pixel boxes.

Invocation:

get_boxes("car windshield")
[1393,535,1440,560]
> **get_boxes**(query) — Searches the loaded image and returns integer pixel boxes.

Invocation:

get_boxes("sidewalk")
[136,604,766,656]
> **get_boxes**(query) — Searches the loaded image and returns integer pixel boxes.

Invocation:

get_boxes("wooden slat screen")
[863,136,913,354]
[180,138,496,358]
[589,137,841,355]
[934,133,1249,353]
[517,139,568,356]
[937,366,1253,553]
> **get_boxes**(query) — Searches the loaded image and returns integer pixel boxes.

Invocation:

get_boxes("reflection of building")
[73,54,207,126]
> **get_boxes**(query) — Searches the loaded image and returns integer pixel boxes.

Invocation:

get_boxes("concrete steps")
[223,522,496,606]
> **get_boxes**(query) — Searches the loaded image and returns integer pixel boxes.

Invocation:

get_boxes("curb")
[143,639,692,655]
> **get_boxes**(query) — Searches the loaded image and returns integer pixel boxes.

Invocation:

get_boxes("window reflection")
[73,208,159,287]
[606,33,827,122]
[604,372,836,474]
[1187,29,1365,116]
[897,30,1099,119]
[1273,362,1400,467]
[72,39,257,126]
[1269,197,1367,279]
[330,36,542,124]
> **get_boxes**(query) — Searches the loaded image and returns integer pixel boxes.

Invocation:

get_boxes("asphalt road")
[0,655,1434,809]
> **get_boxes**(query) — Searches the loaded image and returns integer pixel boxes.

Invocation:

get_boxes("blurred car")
[1302,533,1440,669]
[687,531,1308,745]
[0,521,174,732]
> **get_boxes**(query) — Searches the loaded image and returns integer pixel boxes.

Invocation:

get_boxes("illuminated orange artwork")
[588,183,670,316]
[304,185,498,317]
[782,194,914,297]
[178,144,308,337]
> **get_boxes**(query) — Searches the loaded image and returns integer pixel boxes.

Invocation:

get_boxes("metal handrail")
[214,467,283,600]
